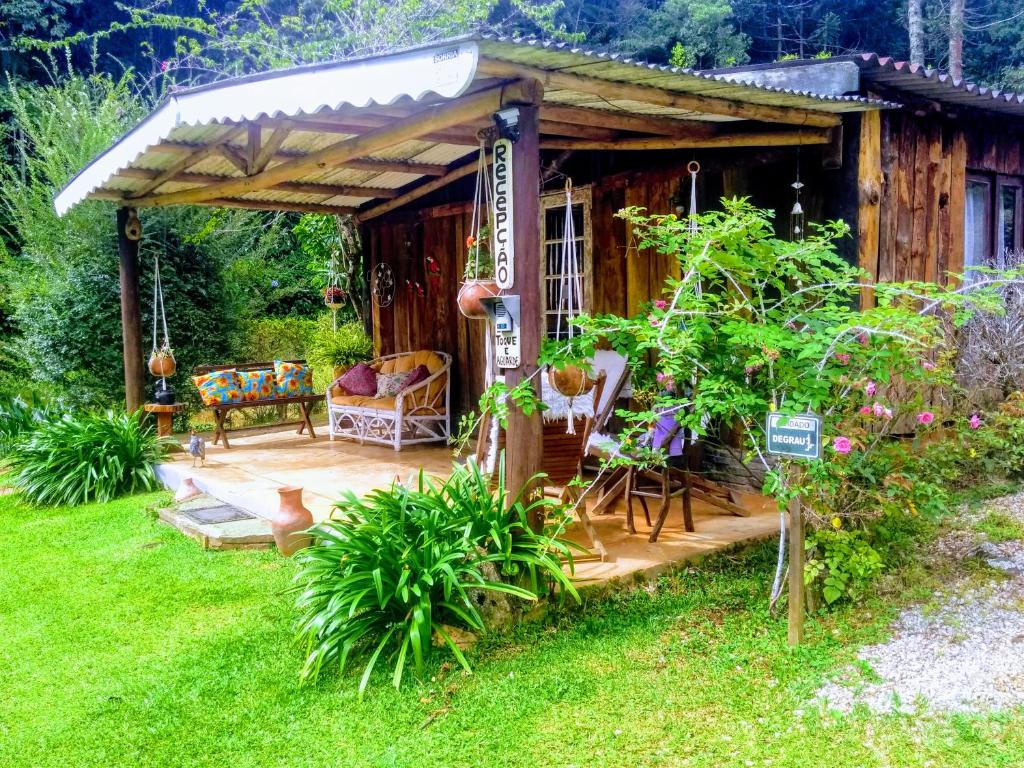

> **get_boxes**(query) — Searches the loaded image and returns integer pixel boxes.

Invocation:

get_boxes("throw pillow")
[192,369,241,406]
[336,362,377,397]
[274,361,314,398]
[237,369,274,402]
[401,364,431,390]
[375,371,408,398]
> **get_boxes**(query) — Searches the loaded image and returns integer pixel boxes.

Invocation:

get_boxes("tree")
[908,0,925,66]
[949,0,965,79]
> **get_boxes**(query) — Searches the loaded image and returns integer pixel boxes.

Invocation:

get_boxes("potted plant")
[458,228,498,319]
[323,285,347,309]
[307,315,373,383]
[148,344,176,377]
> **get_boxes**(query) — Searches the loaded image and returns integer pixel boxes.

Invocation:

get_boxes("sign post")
[766,412,821,646]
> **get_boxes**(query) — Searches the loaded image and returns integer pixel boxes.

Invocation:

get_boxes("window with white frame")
[540,186,592,339]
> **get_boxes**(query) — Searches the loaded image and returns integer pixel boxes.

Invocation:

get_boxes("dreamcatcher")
[371,263,395,308]
[547,179,596,434]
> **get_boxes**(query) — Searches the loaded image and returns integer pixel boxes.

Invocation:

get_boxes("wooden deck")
[156,428,779,585]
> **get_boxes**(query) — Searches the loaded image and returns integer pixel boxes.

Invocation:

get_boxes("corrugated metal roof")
[850,53,1024,118]
[56,36,888,217]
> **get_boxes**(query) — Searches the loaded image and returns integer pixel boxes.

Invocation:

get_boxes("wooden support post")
[502,96,544,526]
[857,111,883,310]
[117,207,145,412]
[787,480,805,646]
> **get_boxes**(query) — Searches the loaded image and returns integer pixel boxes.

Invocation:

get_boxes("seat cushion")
[378,351,444,375]
[193,370,241,406]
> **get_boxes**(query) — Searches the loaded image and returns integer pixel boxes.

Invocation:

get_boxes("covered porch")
[157,427,778,585]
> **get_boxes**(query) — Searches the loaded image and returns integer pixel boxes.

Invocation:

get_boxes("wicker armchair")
[326,351,451,451]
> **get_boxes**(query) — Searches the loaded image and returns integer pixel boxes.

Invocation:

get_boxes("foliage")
[6,409,165,505]
[292,213,365,325]
[0,392,52,456]
[238,316,317,363]
[805,527,883,604]
[305,315,373,377]
[463,225,494,280]
[292,458,578,694]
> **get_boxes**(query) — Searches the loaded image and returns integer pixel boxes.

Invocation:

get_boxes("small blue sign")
[766,412,821,459]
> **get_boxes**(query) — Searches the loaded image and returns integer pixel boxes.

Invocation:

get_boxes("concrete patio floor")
[156,427,780,585]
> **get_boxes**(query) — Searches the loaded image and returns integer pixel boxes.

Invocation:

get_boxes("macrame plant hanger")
[554,179,585,434]
[150,253,173,392]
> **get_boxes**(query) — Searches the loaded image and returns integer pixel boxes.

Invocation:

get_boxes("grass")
[975,510,1024,543]
[1,492,1023,767]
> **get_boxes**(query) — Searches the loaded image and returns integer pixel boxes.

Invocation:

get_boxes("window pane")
[965,180,990,273]
[1000,185,1020,262]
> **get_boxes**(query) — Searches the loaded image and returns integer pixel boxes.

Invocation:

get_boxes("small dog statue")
[188,432,206,467]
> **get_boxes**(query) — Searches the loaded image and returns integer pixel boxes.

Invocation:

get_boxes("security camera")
[493,107,521,143]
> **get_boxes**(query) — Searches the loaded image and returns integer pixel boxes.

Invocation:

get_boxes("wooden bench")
[193,361,322,449]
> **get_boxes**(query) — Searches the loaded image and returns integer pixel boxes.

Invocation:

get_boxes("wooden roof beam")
[146,142,452,177]
[540,104,718,137]
[357,155,487,222]
[477,58,841,129]
[129,126,246,199]
[539,129,832,151]
[126,82,530,208]
[113,167,400,199]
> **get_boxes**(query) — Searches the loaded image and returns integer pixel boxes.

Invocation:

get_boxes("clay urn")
[148,351,177,378]
[548,363,597,398]
[174,476,202,502]
[272,486,314,556]
[457,279,499,319]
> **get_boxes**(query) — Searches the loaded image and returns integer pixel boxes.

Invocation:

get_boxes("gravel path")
[816,492,1024,714]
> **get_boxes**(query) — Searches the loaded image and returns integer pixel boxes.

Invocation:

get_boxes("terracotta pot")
[148,353,176,378]
[272,486,314,556]
[549,364,597,397]
[457,279,499,319]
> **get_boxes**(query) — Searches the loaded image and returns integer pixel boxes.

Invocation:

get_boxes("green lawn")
[1,491,1022,768]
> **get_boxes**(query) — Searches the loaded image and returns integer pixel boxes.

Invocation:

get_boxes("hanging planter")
[148,345,176,378]
[459,142,498,320]
[548,363,596,398]
[457,277,498,319]
[323,285,347,308]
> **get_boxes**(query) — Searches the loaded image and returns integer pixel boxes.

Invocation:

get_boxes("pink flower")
[865,380,876,397]
[922,361,936,371]
[883,407,893,420]
[859,405,872,415]
[858,332,870,346]
[917,411,935,425]
[653,299,668,310]
[160,61,169,72]
[872,402,885,418]
[648,315,660,327]
[832,436,852,454]
[835,353,851,365]
[969,414,982,430]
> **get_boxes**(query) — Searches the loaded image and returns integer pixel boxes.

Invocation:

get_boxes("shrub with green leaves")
[292,458,578,695]
[306,315,373,375]
[0,394,52,457]
[7,410,165,506]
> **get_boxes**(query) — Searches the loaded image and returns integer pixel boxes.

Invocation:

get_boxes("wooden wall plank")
[948,129,968,280]
[624,182,651,316]
[592,185,628,317]
[936,124,953,283]
[857,110,882,308]
[877,112,898,283]
[894,117,917,282]
[924,121,942,283]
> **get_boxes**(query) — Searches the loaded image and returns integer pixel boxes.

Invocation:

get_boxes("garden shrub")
[7,410,165,506]
[306,315,373,377]
[238,316,317,362]
[0,394,52,456]
[292,458,578,694]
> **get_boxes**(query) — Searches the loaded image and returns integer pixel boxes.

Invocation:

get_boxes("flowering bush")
[539,198,1004,606]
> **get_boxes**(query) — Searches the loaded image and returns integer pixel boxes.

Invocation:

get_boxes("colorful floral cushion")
[237,369,275,402]
[192,369,241,406]
[335,362,377,397]
[375,371,408,398]
[274,361,314,398]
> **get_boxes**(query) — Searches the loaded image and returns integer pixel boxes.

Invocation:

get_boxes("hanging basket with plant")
[323,285,348,308]
[148,344,176,378]
[458,139,499,320]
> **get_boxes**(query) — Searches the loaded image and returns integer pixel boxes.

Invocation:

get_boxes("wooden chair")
[623,419,749,542]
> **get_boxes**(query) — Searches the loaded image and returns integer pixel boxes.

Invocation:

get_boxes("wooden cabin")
[54,36,1024,492]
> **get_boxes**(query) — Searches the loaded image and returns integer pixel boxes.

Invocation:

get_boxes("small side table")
[144,402,185,438]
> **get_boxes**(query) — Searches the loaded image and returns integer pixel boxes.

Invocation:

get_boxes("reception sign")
[492,138,514,290]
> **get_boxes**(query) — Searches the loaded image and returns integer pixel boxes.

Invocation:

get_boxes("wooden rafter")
[357,154,487,222]
[539,104,718,137]
[273,116,482,147]
[147,142,451,177]
[202,198,357,215]
[129,126,245,199]
[539,129,832,151]
[128,82,531,208]
[477,58,841,128]
[217,144,250,175]
[252,122,291,173]
[114,167,400,199]
[245,123,261,174]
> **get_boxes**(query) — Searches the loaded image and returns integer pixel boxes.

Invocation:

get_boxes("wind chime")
[790,148,806,241]
[548,179,596,434]
[147,251,176,405]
